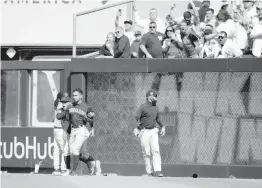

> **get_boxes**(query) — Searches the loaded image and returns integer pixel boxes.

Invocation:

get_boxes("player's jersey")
[135,102,163,130]
[68,102,93,127]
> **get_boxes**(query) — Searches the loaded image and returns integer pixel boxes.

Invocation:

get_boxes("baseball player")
[56,93,72,174]
[52,92,70,176]
[64,88,99,176]
[134,89,165,177]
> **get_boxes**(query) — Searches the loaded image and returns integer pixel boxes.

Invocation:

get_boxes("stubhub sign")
[0,128,54,168]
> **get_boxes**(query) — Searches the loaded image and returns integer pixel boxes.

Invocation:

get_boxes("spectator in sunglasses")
[138,21,165,58]
[217,31,243,58]
[199,27,221,58]
[162,26,184,58]
[114,27,131,58]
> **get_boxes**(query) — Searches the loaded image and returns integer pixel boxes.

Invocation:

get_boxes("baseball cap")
[60,96,71,103]
[146,89,158,98]
[124,20,133,25]
[204,28,212,35]
[134,30,142,36]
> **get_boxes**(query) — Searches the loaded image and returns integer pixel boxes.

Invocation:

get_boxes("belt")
[143,127,156,130]
[54,127,63,129]
[71,125,83,129]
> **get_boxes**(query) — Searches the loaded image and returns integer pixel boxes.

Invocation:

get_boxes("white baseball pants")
[70,126,89,155]
[53,128,70,171]
[139,128,162,174]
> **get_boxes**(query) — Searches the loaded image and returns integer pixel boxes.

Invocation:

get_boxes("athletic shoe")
[69,171,77,176]
[142,173,154,177]
[52,170,61,175]
[60,169,70,176]
[95,160,102,176]
[154,171,164,177]
[87,161,96,175]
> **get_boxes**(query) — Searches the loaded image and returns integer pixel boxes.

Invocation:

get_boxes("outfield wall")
[1,58,262,178]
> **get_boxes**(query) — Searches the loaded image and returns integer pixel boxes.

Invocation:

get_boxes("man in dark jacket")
[114,27,131,58]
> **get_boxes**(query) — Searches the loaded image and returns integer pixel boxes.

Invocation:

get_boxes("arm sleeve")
[56,110,66,120]
[156,111,164,127]
[135,106,143,130]
[140,34,148,46]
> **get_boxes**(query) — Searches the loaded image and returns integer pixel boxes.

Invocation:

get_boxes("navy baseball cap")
[124,20,133,25]
[61,96,71,103]
[146,89,158,98]
[134,30,142,36]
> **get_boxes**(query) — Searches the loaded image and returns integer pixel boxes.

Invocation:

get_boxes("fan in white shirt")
[217,31,243,58]
[133,5,165,34]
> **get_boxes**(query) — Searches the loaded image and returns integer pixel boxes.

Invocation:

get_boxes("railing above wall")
[1,58,262,72]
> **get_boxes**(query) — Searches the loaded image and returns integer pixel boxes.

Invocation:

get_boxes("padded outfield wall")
[1,58,262,178]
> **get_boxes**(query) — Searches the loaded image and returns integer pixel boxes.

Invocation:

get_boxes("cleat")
[142,173,154,177]
[154,171,164,177]
[95,160,102,176]
[69,171,77,176]
[87,161,96,175]
[60,170,70,176]
[52,170,61,175]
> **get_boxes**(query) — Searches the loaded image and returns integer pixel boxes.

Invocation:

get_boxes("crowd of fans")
[97,0,262,59]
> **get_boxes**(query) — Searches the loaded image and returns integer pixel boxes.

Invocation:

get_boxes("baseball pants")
[70,126,89,155]
[139,128,162,174]
[53,128,70,171]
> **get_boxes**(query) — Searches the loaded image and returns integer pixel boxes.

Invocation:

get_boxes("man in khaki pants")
[134,89,165,177]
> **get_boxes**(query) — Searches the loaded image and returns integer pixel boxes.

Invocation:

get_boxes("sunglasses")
[115,31,120,34]
[167,30,173,32]
[149,26,156,28]
[218,36,224,39]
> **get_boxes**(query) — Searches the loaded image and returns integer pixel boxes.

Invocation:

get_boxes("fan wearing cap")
[199,26,221,58]
[115,9,135,46]
[134,89,165,177]
[130,30,142,58]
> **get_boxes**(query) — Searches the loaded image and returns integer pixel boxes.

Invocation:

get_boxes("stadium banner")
[1,72,262,168]
[0,127,54,168]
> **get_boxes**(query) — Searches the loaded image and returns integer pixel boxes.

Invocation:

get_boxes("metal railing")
[73,0,134,57]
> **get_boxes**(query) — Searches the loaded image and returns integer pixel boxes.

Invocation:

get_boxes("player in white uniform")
[52,92,70,176]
